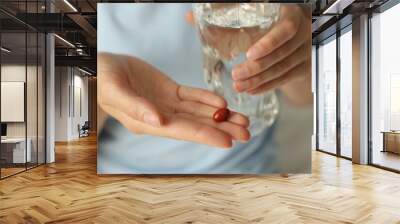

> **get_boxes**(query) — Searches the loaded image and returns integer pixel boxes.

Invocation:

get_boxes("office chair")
[79,121,90,138]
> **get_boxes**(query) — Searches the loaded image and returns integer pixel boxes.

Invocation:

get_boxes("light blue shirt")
[97,3,313,174]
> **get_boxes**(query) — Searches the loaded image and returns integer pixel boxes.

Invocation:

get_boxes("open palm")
[98,53,250,148]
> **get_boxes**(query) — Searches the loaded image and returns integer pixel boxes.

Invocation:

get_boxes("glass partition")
[371,3,400,171]
[0,1,46,179]
[38,32,45,165]
[1,31,28,177]
[317,35,337,154]
[339,27,352,158]
[26,0,44,169]
[27,31,38,169]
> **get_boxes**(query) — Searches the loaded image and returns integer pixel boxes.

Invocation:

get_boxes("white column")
[46,33,55,163]
[352,14,369,164]
[45,0,56,163]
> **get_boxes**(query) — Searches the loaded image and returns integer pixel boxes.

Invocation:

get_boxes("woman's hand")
[231,5,311,96]
[187,4,312,105]
[98,53,250,148]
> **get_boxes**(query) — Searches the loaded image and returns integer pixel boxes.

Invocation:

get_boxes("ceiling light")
[76,48,85,55]
[54,34,75,48]
[63,0,78,12]
[1,47,11,53]
[323,0,354,15]
[78,67,93,76]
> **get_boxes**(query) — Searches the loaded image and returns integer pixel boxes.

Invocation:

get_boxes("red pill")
[213,108,230,122]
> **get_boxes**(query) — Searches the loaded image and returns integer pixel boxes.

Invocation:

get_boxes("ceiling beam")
[322,0,356,15]
[13,13,82,32]
[312,15,335,33]
[67,13,96,44]
[55,55,96,72]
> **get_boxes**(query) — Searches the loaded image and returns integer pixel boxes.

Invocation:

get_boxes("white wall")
[55,67,69,141]
[72,73,89,138]
[54,67,89,141]
[1,65,26,81]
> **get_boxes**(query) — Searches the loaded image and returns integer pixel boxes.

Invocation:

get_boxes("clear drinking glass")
[193,3,281,136]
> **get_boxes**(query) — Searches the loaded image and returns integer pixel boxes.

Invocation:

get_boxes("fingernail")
[246,47,262,60]
[232,67,248,80]
[233,82,244,92]
[238,136,250,143]
[238,139,249,143]
[236,81,249,91]
[144,113,161,127]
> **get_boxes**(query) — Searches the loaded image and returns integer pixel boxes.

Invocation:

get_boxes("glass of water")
[193,3,281,136]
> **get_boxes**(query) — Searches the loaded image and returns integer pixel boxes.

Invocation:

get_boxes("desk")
[1,138,31,164]
[381,131,400,154]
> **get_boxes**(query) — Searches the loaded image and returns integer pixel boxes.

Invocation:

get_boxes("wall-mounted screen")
[1,82,25,122]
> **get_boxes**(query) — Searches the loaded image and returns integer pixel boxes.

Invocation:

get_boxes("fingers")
[100,81,163,127]
[232,24,307,81]
[177,101,249,127]
[176,113,250,142]
[246,14,300,61]
[230,5,310,94]
[228,112,250,127]
[185,11,195,26]
[178,85,227,108]
[104,105,234,148]
[247,61,308,95]
[233,43,309,93]
[162,114,235,148]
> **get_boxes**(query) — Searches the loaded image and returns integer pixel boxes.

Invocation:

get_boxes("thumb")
[101,84,163,127]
